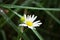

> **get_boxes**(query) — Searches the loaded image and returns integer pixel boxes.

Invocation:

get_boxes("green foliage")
[0,0,60,40]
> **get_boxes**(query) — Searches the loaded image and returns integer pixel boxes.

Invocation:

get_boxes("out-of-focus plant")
[0,0,60,40]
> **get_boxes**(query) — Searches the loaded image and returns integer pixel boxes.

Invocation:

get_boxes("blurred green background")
[0,0,60,40]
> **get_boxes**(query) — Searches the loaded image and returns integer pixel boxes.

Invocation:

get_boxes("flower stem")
[32,29,44,40]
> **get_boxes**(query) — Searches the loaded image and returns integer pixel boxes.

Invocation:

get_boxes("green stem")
[9,9,22,18]
[1,30,7,40]
[32,29,44,40]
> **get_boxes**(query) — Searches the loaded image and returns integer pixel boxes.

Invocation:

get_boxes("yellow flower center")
[26,21,33,26]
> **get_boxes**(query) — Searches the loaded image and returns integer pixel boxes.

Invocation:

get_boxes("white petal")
[26,15,32,21]
[29,15,32,21]
[26,15,30,20]
[33,23,42,27]
[33,24,39,27]
[19,24,27,26]
[33,20,40,24]
[24,14,26,20]
[32,15,34,18]
[29,15,31,18]
[27,15,31,18]
[32,16,37,22]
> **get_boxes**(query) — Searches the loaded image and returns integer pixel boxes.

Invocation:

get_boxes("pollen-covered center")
[26,21,33,26]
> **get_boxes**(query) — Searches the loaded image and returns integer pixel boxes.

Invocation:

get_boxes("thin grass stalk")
[33,2,60,24]
[0,4,60,11]
[1,30,7,40]
[32,29,44,40]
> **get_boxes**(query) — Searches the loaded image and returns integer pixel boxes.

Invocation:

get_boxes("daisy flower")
[19,14,42,29]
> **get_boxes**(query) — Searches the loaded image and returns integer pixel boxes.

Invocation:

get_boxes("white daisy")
[19,14,42,29]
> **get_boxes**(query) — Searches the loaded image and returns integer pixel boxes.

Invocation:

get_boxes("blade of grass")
[1,30,7,40]
[9,9,22,18]
[0,4,60,11]
[32,29,44,40]
[0,0,18,27]
[17,29,30,40]
[0,9,23,40]
[33,2,60,24]
[22,32,30,40]
[14,0,33,11]
[0,13,15,27]
[0,9,20,33]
